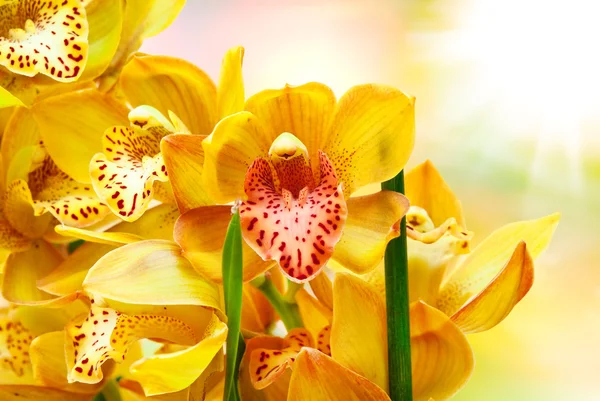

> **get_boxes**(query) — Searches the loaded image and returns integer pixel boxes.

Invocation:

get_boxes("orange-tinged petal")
[161,134,213,213]
[0,386,93,400]
[295,289,331,341]
[437,213,559,316]
[315,325,331,356]
[323,84,415,195]
[308,271,333,310]
[451,241,534,334]
[120,55,217,135]
[245,83,336,183]
[175,205,276,282]
[239,336,290,401]
[77,0,122,81]
[129,313,227,396]
[0,0,88,81]
[83,240,222,313]
[32,89,129,183]
[249,328,313,390]
[2,240,62,304]
[332,190,409,274]
[288,348,391,401]
[405,160,466,228]
[331,273,388,392]
[240,152,348,282]
[30,331,104,394]
[66,304,200,384]
[201,111,271,203]
[410,301,473,401]
[241,284,275,333]
[4,179,52,238]
[217,46,245,119]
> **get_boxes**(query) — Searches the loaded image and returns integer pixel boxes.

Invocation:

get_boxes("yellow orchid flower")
[30,46,245,224]
[366,160,559,334]
[241,273,473,401]
[171,83,414,284]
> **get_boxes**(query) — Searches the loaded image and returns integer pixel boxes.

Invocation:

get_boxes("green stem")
[93,379,122,401]
[253,278,303,330]
[382,170,413,401]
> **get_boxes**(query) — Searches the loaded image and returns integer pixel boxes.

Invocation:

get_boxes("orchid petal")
[217,46,245,119]
[239,336,290,401]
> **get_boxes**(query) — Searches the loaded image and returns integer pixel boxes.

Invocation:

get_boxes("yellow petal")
[4,179,52,238]
[410,301,473,401]
[241,284,275,333]
[0,217,31,253]
[2,240,62,304]
[248,328,313,390]
[120,55,217,136]
[32,89,129,183]
[295,289,331,341]
[174,205,276,282]
[330,273,388,393]
[288,348,391,401]
[30,331,104,394]
[55,227,144,246]
[245,82,336,183]
[0,386,93,400]
[332,191,409,274]
[0,0,88,82]
[437,213,560,316]
[129,313,227,396]
[451,241,534,334]
[405,160,466,228]
[83,240,222,313]
[161,134,213,213]
[201,112,271,203]
[323,85,415,195]
[78,0,123,81]
[0,314,35,377]
[0,85,24,108]
[308,271,333,310]
[217,46,245,119]
[239,336,290,401]
[1,107,40,177]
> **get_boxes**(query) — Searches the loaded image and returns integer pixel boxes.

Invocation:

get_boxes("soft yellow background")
[142,1,600,399]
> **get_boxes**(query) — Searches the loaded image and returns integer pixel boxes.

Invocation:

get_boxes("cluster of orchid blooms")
[0,1,559,401]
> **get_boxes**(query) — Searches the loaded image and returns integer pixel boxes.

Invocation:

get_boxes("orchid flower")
[170,83,414,283]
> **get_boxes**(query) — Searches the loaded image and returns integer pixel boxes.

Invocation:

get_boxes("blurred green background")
[142,0,600,399]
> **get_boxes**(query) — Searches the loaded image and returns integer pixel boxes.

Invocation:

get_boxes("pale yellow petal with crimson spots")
[451,241,534,334]
[323,84,415,196]
[0,316,34,377]
[437,213,559,316]
[331,190,409,275]
[0,0,88,81]
[249,328,313,390]
[240,152,347,282]
[288,348,391,401]
[65,304,200,384]
[405,160,466,228]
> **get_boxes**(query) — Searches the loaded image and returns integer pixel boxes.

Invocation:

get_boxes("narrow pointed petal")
[202,112,271,203]
[240,152,348,282]
[288,348,391,401]
[410,301,474,401]
[1,107,40,175]
[295,289,331,341]
[0,386,93,400]
[2,240,63,304]
[241,284,275,333]
[4,179,52,238]
[308,271,333,310]
[405,160,466,228]
[129,313,227,396]
[32,89,129,183]
[161,134,213,213]
[331,190,409,274]
[218,46,245,119]
[323,85,415,195]
[331,273,388,392]
[245,83,336,182]
[77,0,122,81]
[239,336,290,401]
[0,0,88,81]
[55,226,144,246]
[451,241,534,333]
[437,213,559,316]
[30,331,104,394]
[83,240,222,312]
[120,55,217,135]
[65,304,200,384]
[249,328,313,390]
[174,205,276,282]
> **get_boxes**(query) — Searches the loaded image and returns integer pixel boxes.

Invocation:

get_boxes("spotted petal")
[240,152,348,282]
[249,328,313,390]
[90,125,169,221]
[0,315,34,377]
[0,0,88,81]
